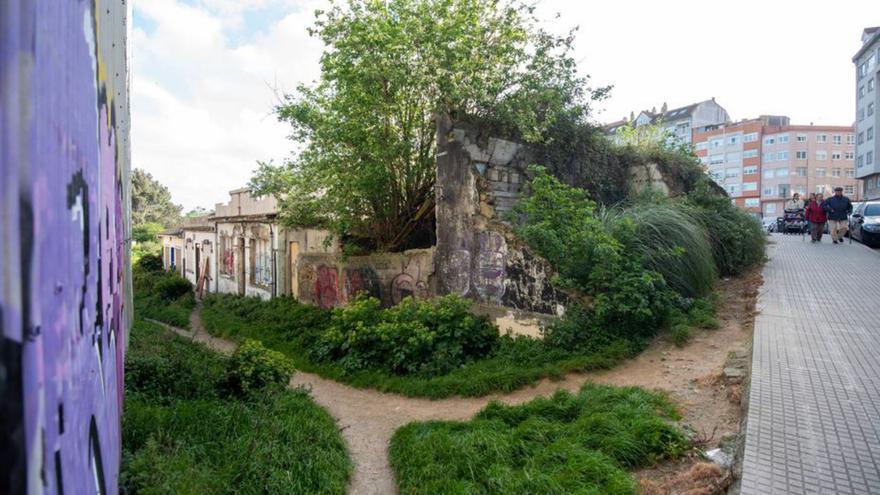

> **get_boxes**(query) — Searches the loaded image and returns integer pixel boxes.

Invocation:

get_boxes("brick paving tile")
[741,235,880,494]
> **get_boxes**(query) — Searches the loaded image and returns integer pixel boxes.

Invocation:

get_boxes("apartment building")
[694,118,860,217]
[604,98,730,144]
[855,27,880,199]
[760,126,860,217]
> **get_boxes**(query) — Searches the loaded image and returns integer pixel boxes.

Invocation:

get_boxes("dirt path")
[151,269,760,495]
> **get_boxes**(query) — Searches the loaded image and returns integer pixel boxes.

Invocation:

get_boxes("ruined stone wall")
[1,1,131,493]
[297,249,435,308]
[434,116,569,316]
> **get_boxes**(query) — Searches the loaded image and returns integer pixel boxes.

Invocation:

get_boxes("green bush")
[667,297,719,347]
[602,202,717,298]
[390,383,689,495]
[133,262,195,328]
[313,295,499,376]
[201,293,639,399]
[226,339,295,396]
[134,251,163,272]
[121,319,350,495]
[682,178,765,276]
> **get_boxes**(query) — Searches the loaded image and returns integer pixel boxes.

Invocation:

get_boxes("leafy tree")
[185,207,212,218]
[252,0,605,251]
[131,168,182,227]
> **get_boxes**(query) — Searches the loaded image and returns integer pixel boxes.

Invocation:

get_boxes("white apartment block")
[854,27,880,199]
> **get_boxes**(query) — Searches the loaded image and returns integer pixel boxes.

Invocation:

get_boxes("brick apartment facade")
[693,118,861,217]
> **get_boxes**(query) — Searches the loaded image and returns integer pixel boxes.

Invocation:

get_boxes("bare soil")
[155,267,762,495]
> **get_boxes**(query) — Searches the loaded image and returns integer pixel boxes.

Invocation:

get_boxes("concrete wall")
[215,221,276,300]
[297,249,435,308]
[183,230,216,294]
[434,116,569,316]
[159,234,185,275]
[1,1,131,494]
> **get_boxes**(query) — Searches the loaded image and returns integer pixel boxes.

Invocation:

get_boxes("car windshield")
[864,204,880,216]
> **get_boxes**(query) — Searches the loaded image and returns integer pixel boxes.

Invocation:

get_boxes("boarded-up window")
[219,235,234,275]
[250,237,272,287]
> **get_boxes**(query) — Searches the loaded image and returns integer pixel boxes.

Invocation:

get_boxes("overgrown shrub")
[313,295,499,376]
[682,179,766,276]
[226,339,295,396]
[602,201,717,298]
[133,261,195,327]
[390,383,689,494]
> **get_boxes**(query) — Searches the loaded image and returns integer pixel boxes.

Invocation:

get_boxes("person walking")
[805,193,827,242]
[804,193,816,235]
[823,187,853,244]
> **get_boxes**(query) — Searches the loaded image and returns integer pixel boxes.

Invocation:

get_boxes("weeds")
[390,383,689,494]
[120,319,350,494]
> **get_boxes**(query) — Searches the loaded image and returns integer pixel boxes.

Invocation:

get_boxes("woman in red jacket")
[805,193,827,243]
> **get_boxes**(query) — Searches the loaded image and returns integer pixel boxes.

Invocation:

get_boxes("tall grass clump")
[390,383,689,495]
[602,201,716,299]
[133,256,195,327]
[121,319,350,494]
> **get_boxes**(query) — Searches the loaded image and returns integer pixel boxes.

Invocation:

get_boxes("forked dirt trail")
[157,267,761,495]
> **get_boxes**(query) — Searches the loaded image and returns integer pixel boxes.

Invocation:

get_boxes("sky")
[131,0,879,210]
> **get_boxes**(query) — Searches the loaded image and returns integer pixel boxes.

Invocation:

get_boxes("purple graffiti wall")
[1,1,131,494]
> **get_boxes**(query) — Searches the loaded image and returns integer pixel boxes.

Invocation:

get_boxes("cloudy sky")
[132,0,879,210]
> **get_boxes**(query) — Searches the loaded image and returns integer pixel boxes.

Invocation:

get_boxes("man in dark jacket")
[823,187,853,244]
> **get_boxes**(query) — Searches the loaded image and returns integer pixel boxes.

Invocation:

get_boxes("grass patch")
[668,297,720,348]
[133,258,195,328]
[121,319,350,494]
[389,383,689,494]
[201,294,646,399]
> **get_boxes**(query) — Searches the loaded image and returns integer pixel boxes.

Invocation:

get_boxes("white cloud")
[133,0,879,210]
[131,0,325,211]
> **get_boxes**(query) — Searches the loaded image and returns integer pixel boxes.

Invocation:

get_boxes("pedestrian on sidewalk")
[823,187,853,244]
[804,193,816,234]
[805,193,827,242]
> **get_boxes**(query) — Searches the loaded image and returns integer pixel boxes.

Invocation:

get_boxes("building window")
[711,138,723,149]
[763,152,775,161]
[219,235,234,276]
[796,134,807,142]
[776,168,789,177]
[778,184,790,198]
[763,169,774,179]
[795,150,807,160]
[869,151,875,165]
[870,103,875,116]
[763,136,775,145]
[816,151,827,160]
[778,134,789,144]
[695,141,708,151]
[869,127,875,141]
[832,168,841,178]
[870,78,875,92]
[728,136,739,145]
[743,132,758,143]
[743,149,758,158]
[743,182,758,191]
[796,167,808,177]
[726,152,741,162]
[846,168,855,178]
[845,151,855,160]
[859,108,866,121]
[763,186,775,196]
[815,185,827,194]
[847,134,855,144]
[859,132,865,144]
[249,237,272,288]
[725,168,740,178]
[765,203,776,214]
[725,184,739,195]
[743,166,758,175]
[745,198,760,208]
[858,155,864,168]
[845,185,855,195]
[795,185,807,195]
[860,86,866,98]
[815,168,826,178]
[832,152,841,160]
[709,155,724,165]
[816,134,828,143]
[832,135,842,145]
[777,151,789,160]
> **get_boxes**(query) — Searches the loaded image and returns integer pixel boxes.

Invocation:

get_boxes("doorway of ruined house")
[288,241,300,298]
[237,237,246,296]
[195,246,201,284]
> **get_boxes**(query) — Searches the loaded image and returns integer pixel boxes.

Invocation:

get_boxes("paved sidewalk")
[741,234,880,494]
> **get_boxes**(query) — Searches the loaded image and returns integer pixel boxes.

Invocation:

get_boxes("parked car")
[761,217,777,234]
[849,201,880,247]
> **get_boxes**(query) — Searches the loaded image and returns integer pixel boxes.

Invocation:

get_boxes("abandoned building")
[160,119,680,335]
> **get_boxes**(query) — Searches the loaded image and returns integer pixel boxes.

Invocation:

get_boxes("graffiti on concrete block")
[390,258,430,305]
[444,247,472,297]
[474,231,507,303]
[1,1,131,493]
[344,267,381,301]
[315,266,340,308]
